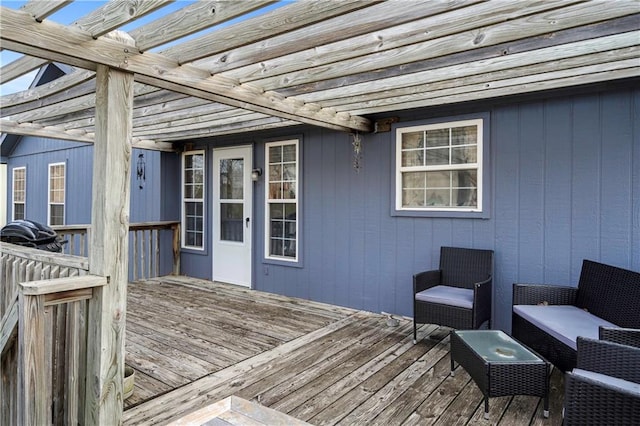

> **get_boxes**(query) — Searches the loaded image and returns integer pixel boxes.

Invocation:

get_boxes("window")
[396,118,484,214]
[48,163,66,225]
[265,140,299,262]
[182,151,205,250]
[12,167,26,220]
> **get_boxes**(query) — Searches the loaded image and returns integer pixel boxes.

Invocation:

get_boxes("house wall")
[6,138,172,224]
[0,163,6,227]
[5,139,179,277]
[182,81,639,332]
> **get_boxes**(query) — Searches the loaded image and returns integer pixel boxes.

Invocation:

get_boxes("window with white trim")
[12,167,26,221]
[182,151,205,250]
[265,140,299,261]
[48,163,66,226]
[396,119,483,212]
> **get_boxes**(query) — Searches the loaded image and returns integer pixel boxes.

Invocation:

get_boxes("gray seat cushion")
[513,305,616,350]
[571,369,640,395]
[415,285,473,309]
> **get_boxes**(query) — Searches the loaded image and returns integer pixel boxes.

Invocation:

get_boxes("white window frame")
[395,118,484,213]
[264,139,299,263]
[12,166,26,221]
[47,162,66,226]
[182,150,206,250]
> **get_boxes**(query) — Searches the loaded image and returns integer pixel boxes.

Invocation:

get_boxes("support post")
[17,293,48,425]
[84,31,134,425]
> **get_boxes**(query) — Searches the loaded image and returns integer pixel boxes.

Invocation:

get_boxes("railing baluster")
[132,230,138,282]
[154,228,160,278]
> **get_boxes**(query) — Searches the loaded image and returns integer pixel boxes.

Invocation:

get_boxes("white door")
[213,146,252,287]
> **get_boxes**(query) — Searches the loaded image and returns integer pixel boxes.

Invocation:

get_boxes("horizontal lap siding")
[251,84,639,332]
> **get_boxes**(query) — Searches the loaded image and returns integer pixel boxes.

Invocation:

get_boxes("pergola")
[1,1,638,424]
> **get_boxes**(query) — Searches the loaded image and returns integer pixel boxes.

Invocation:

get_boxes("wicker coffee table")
[450,330,550,419]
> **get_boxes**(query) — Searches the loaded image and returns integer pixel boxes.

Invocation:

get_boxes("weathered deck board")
[123,277,564,425]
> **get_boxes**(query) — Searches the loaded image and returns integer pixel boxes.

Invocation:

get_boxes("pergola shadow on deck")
[123,277,564,425]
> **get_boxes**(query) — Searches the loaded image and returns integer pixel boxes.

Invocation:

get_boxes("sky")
[0,0,287,95]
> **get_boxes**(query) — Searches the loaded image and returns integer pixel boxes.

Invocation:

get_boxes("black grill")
[1,220,67,252]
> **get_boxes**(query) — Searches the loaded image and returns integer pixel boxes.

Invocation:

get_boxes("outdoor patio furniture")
[512,260,640,372]
[413,246,493,342]
[450,330,550,420]
[563,329,640,425]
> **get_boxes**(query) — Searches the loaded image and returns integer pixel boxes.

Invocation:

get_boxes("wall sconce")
[251,167,263,182]
[136,153,146,189]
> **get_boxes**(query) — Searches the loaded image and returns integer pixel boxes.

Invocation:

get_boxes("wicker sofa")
[512,259,640,372]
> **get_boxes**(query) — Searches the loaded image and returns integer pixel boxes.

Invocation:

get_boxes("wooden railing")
[0,243,102,425]
[54,221,181,281]
[1,221,180,423]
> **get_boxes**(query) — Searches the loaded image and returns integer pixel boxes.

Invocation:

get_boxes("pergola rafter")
[1,0,638,146]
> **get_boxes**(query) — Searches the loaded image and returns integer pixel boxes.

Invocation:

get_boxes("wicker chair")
[563,328,640,425]
[413,246,493,343]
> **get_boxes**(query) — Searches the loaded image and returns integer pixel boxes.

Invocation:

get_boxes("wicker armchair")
[413,246,493,343]
[563,328,640,425]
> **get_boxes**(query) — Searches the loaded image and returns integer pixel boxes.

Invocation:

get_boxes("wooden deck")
[123,277,564,425]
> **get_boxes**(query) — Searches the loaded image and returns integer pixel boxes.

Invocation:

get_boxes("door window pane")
[220,203,243,242]
[220,159,244,200]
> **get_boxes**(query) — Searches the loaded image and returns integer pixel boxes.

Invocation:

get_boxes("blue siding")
[5,139,179,278]
[16,83,634,333]
[249,84,640,332]
[6,139,169,225]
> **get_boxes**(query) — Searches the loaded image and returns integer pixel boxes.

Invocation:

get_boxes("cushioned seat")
[513,305,616,350]
[415,285,473,309]
[571,369,640,395]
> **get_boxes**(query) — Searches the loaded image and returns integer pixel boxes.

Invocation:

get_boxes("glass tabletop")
[454,330,544,363]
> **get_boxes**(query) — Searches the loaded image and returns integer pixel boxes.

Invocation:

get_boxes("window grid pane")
[398,120,481,211]
[266,141,298,260]
[14,203,25,221]
[183,152,205,249]
[13,168,26,203]
[49,164,65,225]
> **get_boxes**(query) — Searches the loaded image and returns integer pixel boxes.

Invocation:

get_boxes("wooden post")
[172,222,181,275]
[84,31,134,425]
[17,292,48,425]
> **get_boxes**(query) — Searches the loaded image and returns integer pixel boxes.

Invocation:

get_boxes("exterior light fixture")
[251,167,262,181]
[136,153,146,189]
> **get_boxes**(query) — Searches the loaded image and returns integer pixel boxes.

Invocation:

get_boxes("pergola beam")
[0,119,175,152]
[130,0,276,53]
[0,6,371,133]
[20,0,72,22]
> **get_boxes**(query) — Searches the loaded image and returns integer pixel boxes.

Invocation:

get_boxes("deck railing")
[0,242,105,425]
[1,220,180,423]
[54,221,181,280]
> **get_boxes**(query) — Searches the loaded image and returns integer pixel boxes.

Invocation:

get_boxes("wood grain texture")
[20,0,71,21]
[84,44,135,423]
[72,0,170,38]
[122,277,565,425]
[0,54,48,85]
[0,7,371,133]
[17,293,48,425]
[131,0,276,53]
[1,2,637,141]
